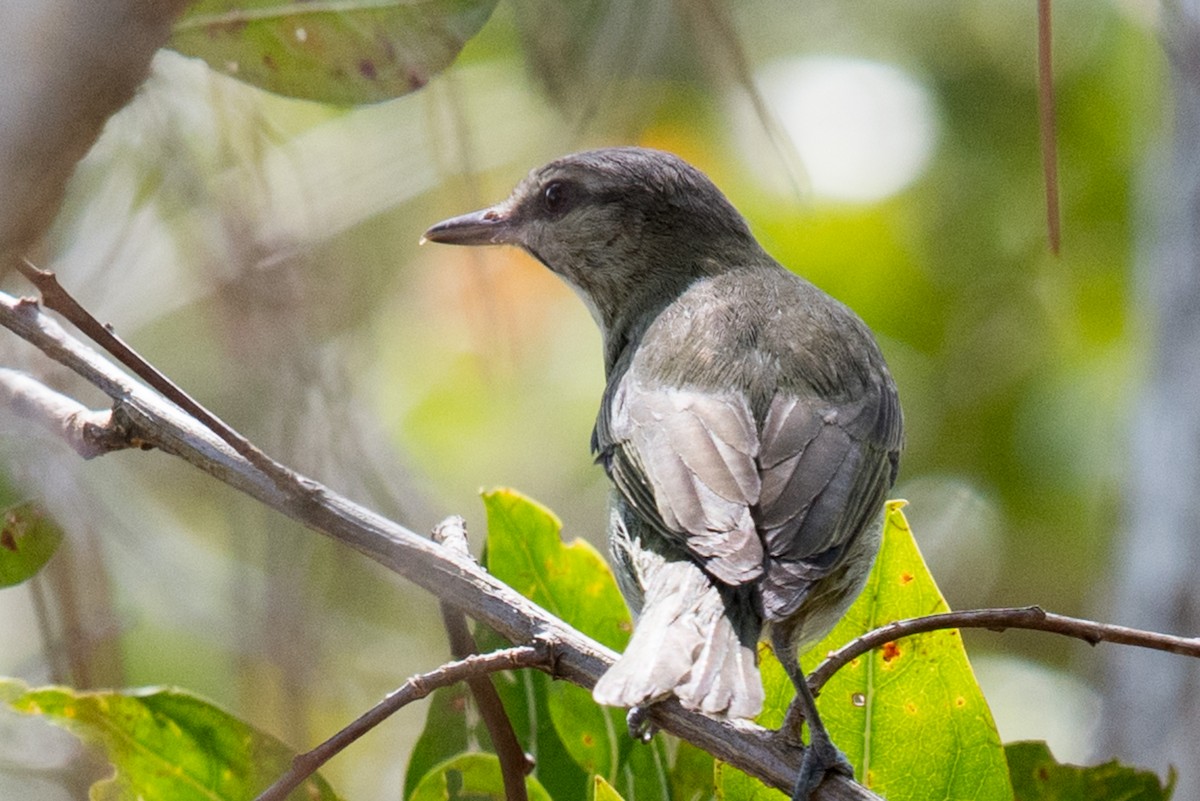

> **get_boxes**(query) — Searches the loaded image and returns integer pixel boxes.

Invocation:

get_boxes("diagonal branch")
[15,258,301,495]
[0,288,878,800]
[255,644,551,801]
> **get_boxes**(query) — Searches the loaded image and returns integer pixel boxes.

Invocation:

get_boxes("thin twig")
[1038,0,1061,254]
[15,259,301,495]
[433,516,533,801]
[254,645,549,801]
[0,367,124,458]
[809,605,1200,692]
[680,0,807,201]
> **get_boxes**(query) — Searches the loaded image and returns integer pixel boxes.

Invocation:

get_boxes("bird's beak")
[421,204,516,247]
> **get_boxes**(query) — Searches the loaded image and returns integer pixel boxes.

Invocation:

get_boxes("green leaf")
[2,680,339,801]
[616,735,673,801]
[595,774,629,801]
[801,501,1012,800]
[404,683,471,800]
[470,621,589,801]
[720,501,1012,801]
[715,761,786,801]
[1006,741,1174,801]
[483,488,632,784]
[546,681,622,780]
[670,740,716,801]
[482,488,632,652]
[408,752,553,801]
[0,502,64,587]
[169,0,499,105]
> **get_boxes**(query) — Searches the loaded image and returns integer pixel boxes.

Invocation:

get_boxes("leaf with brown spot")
[0,502,63,587]
[169,0,499,105]
[725,502,1012,801]
[801,501,1011,799]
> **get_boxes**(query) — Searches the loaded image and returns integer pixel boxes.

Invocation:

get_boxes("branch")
[433,516,533,801]
[0,289,878,800]
[809,605,1200,692]
[255,645,550,801]
[14,259,302,496]
[0,367,126,459]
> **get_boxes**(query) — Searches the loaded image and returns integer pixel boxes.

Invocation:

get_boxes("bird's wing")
[603,377,765,585]
[755,380,902,620]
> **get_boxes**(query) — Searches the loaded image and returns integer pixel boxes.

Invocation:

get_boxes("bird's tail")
[592,556,763,719]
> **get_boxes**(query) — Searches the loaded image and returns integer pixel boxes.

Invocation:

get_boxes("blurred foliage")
[1006,741,1175,801]
[0,502,63,588]
[0,1,1169,799]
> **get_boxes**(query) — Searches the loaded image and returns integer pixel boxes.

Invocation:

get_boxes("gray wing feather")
[608,379,764,585]
[757,385,901,621]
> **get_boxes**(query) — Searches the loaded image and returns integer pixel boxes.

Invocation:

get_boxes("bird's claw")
[790,739,854,801]
[626,706,657,743]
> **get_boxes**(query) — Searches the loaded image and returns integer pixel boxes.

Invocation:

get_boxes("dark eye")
[542,180,572,215]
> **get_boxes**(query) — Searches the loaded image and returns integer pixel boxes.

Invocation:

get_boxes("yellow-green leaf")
[483,487,632,652]
[3,680,339,801]
[484,488,631,783]
[721,501,1012,800]
[802,501,1011,799]
[715,760,786,801]
[595,774,629,801]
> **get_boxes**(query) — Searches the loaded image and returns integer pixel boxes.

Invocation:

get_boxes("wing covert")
[605,378,765,585]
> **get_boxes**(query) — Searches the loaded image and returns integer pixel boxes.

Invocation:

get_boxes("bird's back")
[597,261,902,639]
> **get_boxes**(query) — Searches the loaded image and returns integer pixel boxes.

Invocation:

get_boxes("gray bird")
[423,147,903,799]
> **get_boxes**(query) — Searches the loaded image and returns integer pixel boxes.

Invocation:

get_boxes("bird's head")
[423,147,763,335]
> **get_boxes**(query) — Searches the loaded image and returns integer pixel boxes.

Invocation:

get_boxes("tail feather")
[593,556,763,719]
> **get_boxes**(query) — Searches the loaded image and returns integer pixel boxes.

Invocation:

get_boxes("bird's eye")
[542,180,571,215]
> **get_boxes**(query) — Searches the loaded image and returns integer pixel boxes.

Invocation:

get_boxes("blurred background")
[0,0,1184,799]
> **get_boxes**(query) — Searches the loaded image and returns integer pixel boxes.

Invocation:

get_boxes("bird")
[423,146,903,800]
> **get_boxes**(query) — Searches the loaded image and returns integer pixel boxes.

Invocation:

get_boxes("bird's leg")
[626,704,658,742]
[771,630,854,801]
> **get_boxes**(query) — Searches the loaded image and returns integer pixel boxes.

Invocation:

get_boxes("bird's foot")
[626,705,657,743]
[790,738,854,801]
